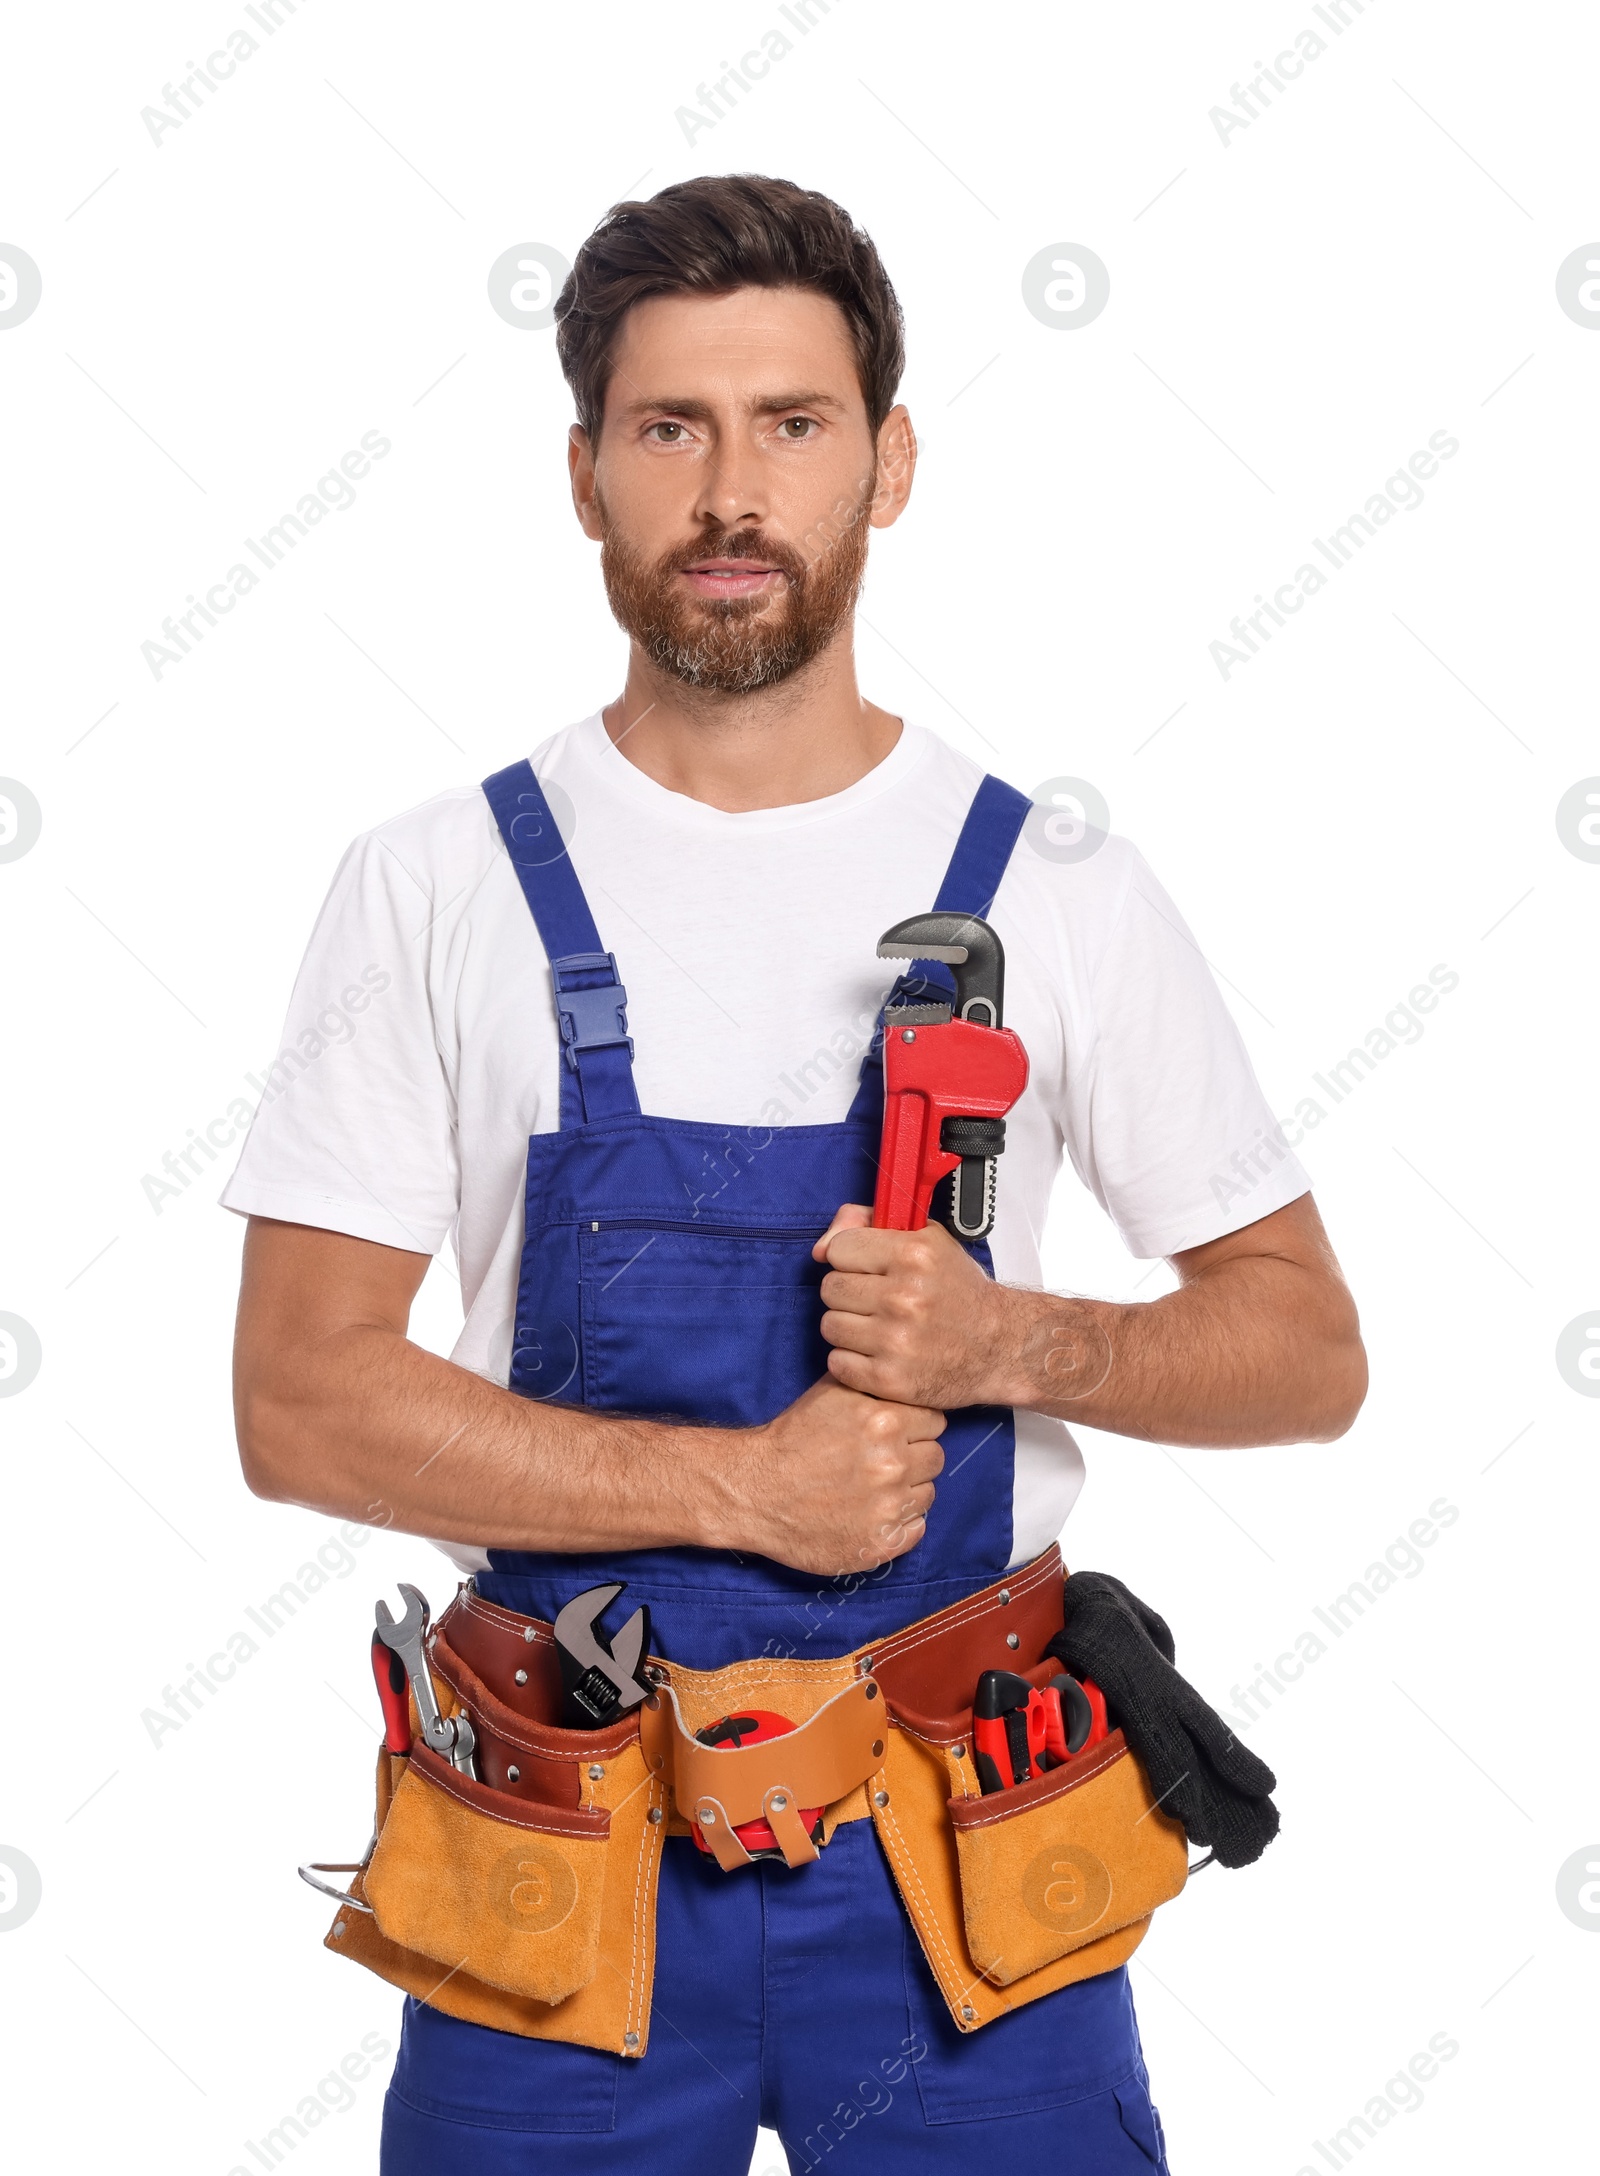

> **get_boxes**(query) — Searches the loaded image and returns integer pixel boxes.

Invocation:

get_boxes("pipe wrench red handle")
[872,914,1028,1237]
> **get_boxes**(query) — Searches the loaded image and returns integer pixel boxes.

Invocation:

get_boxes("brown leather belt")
[430,1546,1069,1857]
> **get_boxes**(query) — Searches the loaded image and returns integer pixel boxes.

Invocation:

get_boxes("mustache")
[658,528,810,585]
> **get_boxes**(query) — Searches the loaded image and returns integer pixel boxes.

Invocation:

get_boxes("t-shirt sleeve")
[219,829,459,1254]
[1064,846,1311,1259]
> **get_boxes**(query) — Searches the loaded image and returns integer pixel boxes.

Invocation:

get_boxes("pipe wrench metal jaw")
[373,1583,478,1778]
[876,912,1006,1028]
[552,1583,655,1728]
[872,914,1028,1239]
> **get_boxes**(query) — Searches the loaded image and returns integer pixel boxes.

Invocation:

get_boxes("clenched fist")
[813,1203,1025,1409]
[723,1376,946,1577]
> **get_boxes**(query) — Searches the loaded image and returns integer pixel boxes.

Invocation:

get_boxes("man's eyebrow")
[611,388,850,422]
[751,389,849,416]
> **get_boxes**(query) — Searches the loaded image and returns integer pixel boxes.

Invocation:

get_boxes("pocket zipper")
[583,1217,825,1241]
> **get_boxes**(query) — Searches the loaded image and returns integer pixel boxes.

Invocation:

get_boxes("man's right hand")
[713,1377,947,1578]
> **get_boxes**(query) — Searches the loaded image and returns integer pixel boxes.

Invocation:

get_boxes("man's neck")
[599,634,903,813]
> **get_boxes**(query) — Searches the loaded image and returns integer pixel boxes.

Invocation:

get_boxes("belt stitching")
[945,1743,1127,1829]
[892,1714,970,1752]
[430,1667,633,1762]
[417,1757,610,1839]
[456,1551,1059,1690]
[875,1793,971,2009]
[457,1590,556,1643]
[869,1554,1057,1672]
[625,1780,649,2036]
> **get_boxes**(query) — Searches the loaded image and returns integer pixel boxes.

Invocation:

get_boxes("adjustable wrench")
[873,913,1029,1239]
[552,1582,654,1728]
[373,1583,478,1778]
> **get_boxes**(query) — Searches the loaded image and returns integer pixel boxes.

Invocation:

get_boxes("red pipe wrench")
[872,914,1029,1238]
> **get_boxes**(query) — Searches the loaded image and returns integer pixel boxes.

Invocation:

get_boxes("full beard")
[598,500,872,696]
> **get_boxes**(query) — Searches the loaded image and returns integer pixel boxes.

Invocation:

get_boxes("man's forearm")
[232,1217,952,1577]
[236,1322,736,1551]
[996,1254,1366,1446]
[816,1193,1368,1446]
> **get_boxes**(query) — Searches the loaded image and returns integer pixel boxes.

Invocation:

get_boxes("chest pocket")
[578,1220,830,1429]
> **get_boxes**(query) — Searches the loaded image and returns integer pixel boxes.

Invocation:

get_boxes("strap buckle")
[550,951,633,1070]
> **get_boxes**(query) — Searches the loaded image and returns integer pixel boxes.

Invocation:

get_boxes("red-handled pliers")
[972,1667,1109,1793]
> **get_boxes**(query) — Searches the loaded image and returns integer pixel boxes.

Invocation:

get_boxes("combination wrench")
[373,1583,478,1778]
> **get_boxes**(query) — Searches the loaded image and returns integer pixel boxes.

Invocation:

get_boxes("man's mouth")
[678,556,786,599]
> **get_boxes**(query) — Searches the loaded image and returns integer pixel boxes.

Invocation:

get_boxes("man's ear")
[569,423,604,540]
[869,405,917,530]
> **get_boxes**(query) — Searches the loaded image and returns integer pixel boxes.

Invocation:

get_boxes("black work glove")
[1045,1570,1280,1869]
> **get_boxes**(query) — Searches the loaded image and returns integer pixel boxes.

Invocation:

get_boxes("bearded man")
[228,174,1364,2174]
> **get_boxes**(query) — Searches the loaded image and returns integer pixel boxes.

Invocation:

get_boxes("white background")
[1,2,1594,2170]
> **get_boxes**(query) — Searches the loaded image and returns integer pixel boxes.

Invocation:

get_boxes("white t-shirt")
[221,714,1310,1574]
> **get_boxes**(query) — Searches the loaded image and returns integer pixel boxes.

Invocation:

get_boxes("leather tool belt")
[312,1546,1190,2059]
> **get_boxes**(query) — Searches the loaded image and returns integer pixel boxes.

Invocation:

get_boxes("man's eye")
[648,421,685,442]
[781,416,816,438]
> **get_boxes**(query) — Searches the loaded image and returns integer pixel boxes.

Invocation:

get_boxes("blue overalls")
[379,762,1172,2173]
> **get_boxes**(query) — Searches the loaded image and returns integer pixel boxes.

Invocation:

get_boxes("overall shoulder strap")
[482,760,640,1127]
[847,774,1032,1122]
[930,773,1032,919]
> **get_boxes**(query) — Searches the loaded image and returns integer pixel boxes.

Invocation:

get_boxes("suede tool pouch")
[871,1714,1157,2034]
[362,1743,610,2007]
[325,1724,669,2057]
[946,1726,1189,1985]
[325,1637,671,2055]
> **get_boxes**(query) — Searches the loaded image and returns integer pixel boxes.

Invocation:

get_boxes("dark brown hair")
[554,174,906,441]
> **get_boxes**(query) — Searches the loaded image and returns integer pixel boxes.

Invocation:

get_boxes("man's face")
[571,286,912,693]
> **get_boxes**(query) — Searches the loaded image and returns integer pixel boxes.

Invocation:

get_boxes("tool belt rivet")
[698,1808,716,1826]
[514,1669,528,1686]
[874,1790,890,1808]
[953,1743,966,1759]
[647,1807,663,1824]
[624,2032,640,2051]
[588,1764,605,1781]
[522,1627,536,1645]
[872,1739,885,1758]
[1006,1633,1020,1649]
[771,1793,788,1811]
[962,2005,976,2023]
[998,1589,1011,1606]
[332,1921,345,1938]
[864,1682,879,1701]
[507,1765,520,1783]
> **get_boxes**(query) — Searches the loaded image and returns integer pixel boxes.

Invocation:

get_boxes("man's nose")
[692,428,770,533]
